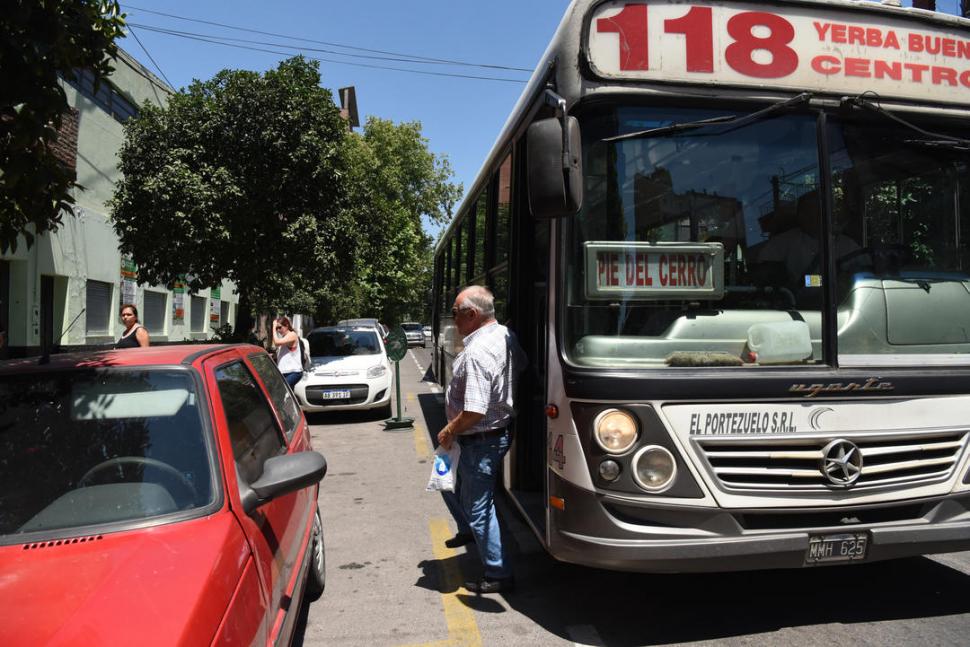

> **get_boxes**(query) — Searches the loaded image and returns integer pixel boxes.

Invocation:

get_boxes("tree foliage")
[0,0,126,252]
[111,57,355,315]
[320,117,461,324]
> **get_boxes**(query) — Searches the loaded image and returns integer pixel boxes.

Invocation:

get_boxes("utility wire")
[127,24,174,88]
[128,22,533,72]
[129,26,528,83]
[121,4,533,72]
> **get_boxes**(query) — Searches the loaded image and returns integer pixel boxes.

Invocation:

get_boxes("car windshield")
[565,104,970,368]
[308,330,380,357]
[401,323,423,332]
[0,369,215,541]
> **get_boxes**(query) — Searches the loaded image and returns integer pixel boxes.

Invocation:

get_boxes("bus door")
[507,142,551,532]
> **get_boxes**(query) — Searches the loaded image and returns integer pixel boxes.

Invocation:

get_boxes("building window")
[191,295,206,332]
[143,290,167,334]
[85,280,112,335]
[220,301,230,327]
[62,69,138,124]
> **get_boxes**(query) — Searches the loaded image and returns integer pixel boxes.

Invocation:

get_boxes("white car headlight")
[366,364,387,378]
[593,409,638,454]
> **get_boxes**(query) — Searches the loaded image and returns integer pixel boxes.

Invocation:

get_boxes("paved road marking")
[566,624,606,647]
[414,419,432,460]
[429,517,482,647]
[398,518,482,647]
[409,349,425,373]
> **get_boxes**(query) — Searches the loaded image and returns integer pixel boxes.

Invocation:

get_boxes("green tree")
[324,117,460,324]
[111,57,356,326]
[1,0,126,252]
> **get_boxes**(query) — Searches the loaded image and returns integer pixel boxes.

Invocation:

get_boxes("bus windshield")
[564,104,970,368]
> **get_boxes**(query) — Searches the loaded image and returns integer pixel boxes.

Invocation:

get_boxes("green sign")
[385,326,408,362]
[383,325,414,429]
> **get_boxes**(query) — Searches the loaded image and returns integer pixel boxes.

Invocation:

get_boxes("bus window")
[474,192,488,279]
[565,105,823,368]
[495,154,512,267]
[829,117,970,363]
[453,219,463,294]
[443,239,454,313]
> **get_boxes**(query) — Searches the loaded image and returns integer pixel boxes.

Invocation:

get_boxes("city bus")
[431,0,970,571]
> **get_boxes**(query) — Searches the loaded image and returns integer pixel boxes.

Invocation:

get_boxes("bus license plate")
[321,390,351,400]
[805,533,868,565]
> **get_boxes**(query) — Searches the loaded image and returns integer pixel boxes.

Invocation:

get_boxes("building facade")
[0,48,239,356]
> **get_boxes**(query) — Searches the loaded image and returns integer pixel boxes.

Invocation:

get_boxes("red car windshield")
[0,368,216,541]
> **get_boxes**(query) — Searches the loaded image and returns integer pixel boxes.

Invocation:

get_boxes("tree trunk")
[234,291,255,344]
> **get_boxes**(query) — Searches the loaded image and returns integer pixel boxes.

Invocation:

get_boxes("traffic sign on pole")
[383,326,414,430]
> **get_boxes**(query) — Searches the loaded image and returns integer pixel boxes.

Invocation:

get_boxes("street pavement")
[293,347,970,646]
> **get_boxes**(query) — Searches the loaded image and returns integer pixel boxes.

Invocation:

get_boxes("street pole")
[383,326,413,430]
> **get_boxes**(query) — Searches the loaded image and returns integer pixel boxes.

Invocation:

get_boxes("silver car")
[400,322,426,348]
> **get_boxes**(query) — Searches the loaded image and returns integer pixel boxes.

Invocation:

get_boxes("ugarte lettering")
[789,378,894,398]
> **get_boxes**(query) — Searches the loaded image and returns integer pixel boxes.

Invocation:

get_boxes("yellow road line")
[399,392,481,647]
[414,419,432,460]
[401,518,480,647]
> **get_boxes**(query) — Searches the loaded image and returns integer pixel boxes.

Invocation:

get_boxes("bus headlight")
[593,409,638,454]
[632,446,677,492]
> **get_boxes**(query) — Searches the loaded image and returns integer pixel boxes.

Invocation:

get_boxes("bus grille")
[694,430,969,491]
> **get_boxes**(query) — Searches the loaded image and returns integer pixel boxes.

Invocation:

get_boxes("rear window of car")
[308,330,380,357]
[0,369,215,541]
[401,323,423,332]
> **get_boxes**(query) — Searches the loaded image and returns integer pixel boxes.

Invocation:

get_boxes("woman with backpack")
[273,316,304,387]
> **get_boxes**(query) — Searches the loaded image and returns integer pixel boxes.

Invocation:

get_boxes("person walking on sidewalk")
[437,285,525,595]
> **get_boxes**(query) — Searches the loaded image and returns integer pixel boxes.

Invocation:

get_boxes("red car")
[0,344,327,646]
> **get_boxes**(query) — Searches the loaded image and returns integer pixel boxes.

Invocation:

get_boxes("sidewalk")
[297,349,493,646]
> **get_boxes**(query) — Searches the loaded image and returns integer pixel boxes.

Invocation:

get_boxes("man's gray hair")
[460,285,496,318]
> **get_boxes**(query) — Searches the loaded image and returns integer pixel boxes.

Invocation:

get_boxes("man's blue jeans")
[442,431,512,579]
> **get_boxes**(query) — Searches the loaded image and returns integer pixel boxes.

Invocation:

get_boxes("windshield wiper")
[603,92,813,143]
[842,92,970,151]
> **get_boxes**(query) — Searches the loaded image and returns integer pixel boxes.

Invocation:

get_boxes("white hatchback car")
[294,326,392,416]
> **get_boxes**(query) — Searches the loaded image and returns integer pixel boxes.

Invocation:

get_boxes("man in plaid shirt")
[437,285,525,594]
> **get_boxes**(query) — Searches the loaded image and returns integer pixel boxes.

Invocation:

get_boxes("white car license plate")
[805,532,868,565]
[321,390,351,400]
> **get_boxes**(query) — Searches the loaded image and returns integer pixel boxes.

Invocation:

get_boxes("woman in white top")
[274,316,303,387]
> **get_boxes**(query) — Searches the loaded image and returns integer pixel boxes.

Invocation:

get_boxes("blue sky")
[116,1,571,239]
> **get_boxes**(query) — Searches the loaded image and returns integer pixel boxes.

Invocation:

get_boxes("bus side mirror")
[527,116,583,219]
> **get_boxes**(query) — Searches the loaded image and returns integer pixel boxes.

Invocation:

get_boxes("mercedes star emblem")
[820,439,863,487]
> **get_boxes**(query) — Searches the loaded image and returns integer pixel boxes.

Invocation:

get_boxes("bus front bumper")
[548,474,970,573]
